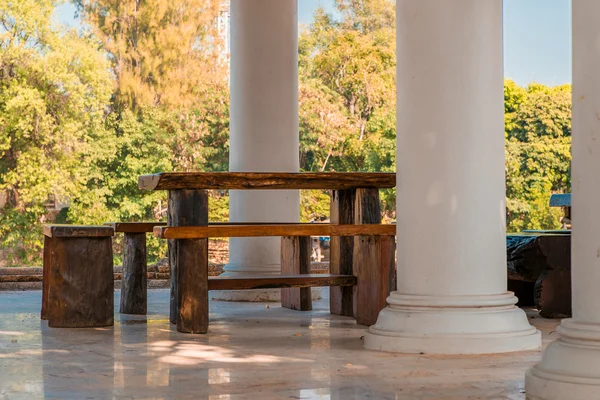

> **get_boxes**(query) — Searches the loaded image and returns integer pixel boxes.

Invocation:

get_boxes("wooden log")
[120,233,147,315]
[139,172,396,191]
[535,270,572,318]
[352,188,396,326]
[169,189,209,334]
[506,234,570,282]
[330,189,356,316]
[281,236,312,311]
[45,237,114,328]
[154,223,395,239]
[508,279,535,307]
[208,274,356,291]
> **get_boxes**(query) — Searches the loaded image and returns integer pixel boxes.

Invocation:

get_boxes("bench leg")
[169,189,209,334]
[120,232,147,315]
[330,189,356,316]
[353,234,396,326]
[281,236,312,311]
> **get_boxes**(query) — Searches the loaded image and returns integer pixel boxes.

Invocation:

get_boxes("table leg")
[352,188,396,326]
[330,189,356,316]
[168,189,209,334]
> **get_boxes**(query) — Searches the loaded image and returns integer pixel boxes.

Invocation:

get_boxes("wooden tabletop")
[138,172,396,191]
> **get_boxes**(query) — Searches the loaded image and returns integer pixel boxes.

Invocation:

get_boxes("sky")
[55,0,572,87]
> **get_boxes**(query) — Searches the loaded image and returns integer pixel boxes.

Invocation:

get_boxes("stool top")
[43,225,114,238]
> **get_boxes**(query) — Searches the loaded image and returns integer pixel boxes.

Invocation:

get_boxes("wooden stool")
[42,225,115,328]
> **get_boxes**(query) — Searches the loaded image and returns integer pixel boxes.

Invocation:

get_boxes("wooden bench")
[42,225,115,328]
[105,221,349,315]
[153,223,395,333]
[138,172,397,334]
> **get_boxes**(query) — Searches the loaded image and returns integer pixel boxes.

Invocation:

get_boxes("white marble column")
[364,0,540,354]
[213,0,300,302]
[525,1,600,397]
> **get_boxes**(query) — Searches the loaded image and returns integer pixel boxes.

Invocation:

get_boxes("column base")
[364,292,541,354]
[525,319,600,400]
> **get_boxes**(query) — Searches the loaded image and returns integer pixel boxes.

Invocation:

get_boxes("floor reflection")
[42,324,115,399]
[0,289,556,399]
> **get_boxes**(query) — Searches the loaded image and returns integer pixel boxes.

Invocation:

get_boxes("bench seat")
[208,274,356,291]
[154,223,396,239]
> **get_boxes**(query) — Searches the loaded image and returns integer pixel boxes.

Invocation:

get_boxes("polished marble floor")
[0,289,558,400]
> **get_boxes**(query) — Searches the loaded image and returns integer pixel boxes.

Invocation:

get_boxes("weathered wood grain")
[3,275,43,283]
[106,222,167,233]
[43,225,114,238]
[329,189,356,317]
[154,224,395,239]
[353,235,396,326]
[167,193,177,324]
[168,189,209,334]
[281,236,312,311]
[120,233,147,315]
[45,236,114,328]
[177,236,209,333]
[107,221,312,233]
[535,270,572,318]
[41,235,56,320]
[139,172,396,191]
[352,188,395,326]
[208,274,356,291]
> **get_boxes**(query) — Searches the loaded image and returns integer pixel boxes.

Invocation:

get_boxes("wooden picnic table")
[138,172,397,334]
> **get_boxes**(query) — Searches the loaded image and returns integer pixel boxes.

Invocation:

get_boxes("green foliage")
[75,0,225,110]
[298,0,396,216]
[0,0,573,265]
[300,190,331,222]
[505,80,572,232]
[0,0,112,264]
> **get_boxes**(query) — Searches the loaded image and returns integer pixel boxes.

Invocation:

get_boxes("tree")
[75,0,226,111]
[0,0,113,264]
[505,81,572,231]
[298,1,396,217]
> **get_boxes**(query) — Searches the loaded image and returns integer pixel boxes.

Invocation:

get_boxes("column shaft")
[364,0,540,354]
[216,0,300,302]
[526,1,600,398]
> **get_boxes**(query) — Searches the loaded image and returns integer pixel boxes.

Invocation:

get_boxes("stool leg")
[169,189,209,334]
[41,236,57,320]
[120,233,147,315]
[281,236,312,311]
